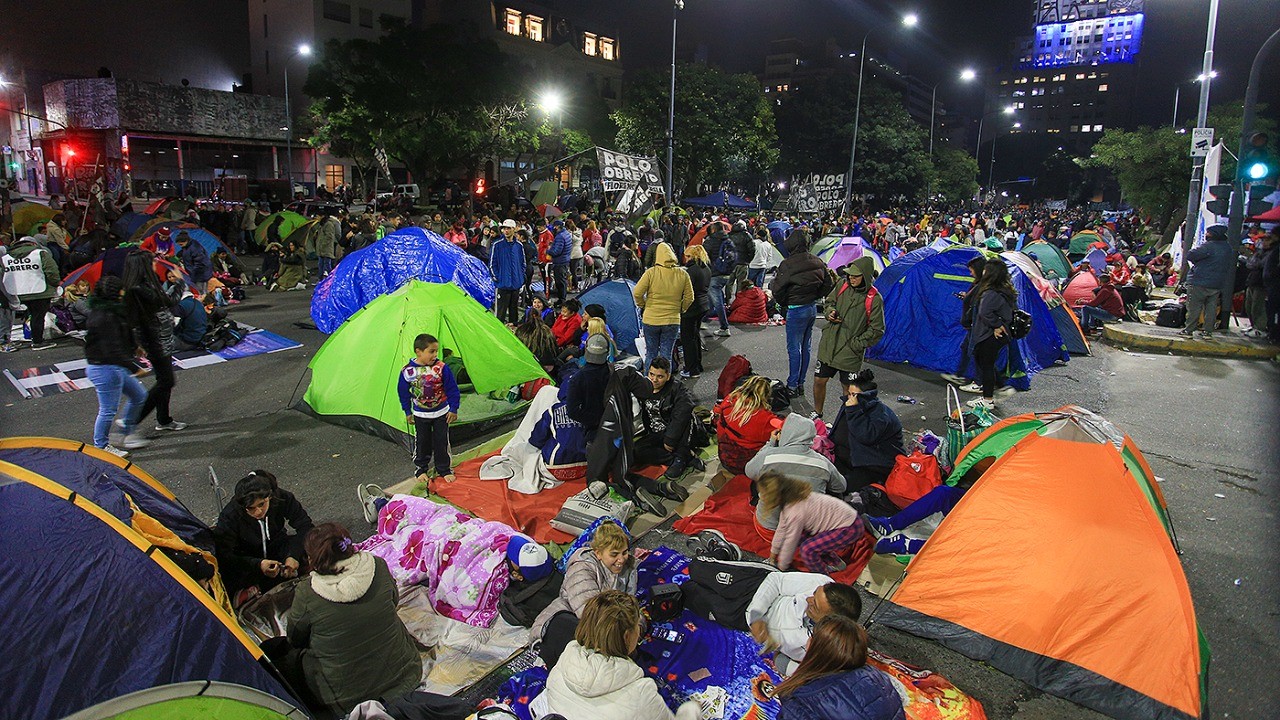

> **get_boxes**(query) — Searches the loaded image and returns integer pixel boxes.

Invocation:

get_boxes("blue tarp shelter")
[0,439,300,720]
[578,279,642,355]
[682,191,757,209]
[311,226,496,333]
[767,220,792,257]
[868,246,1069,390]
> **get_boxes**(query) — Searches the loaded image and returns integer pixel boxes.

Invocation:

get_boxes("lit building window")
[525,14,544,41]
[504,9,521,36]
[599,37,616,60]
[584,32,597,56]
[1095,124,1103,132]
[1098,84,1108,92]
[325,164,344,187]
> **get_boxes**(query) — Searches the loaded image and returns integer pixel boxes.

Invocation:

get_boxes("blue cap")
[507,535,552,582]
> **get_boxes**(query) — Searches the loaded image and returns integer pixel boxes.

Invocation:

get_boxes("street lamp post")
[1180,0,1219,269]
[1171,72,1215,128]
[926,68,976,199]
[988,122,1021,194]
[666,0,683,202]
[282,44,313,189]
[975,106,1015,201]
[842,12,918,216]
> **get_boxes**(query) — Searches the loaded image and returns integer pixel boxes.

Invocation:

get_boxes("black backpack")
[1009,309,1033,339]
[1155,303,1186,328]
[202,319,247,352]
[711,237,739,275]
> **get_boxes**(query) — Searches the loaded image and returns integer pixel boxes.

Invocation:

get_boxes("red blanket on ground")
[431,451,668,545]
[673,474,874,583]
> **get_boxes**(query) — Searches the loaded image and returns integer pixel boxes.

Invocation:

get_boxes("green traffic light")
[1247,162,1269,180]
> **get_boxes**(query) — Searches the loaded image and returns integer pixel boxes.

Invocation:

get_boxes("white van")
[393,184,421,201]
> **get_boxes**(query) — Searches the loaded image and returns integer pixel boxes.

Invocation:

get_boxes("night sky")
[555,0,1279,128]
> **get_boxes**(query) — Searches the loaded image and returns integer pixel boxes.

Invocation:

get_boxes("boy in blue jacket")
[398,333,461,482]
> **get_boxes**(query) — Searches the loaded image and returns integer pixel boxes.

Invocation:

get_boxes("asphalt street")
[1,282,1274,719]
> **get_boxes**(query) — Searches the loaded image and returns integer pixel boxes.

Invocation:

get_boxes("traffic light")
[1247,183,1277,217]
[474,177,486,196]
[1240,132,1275,183]
[1204,184,1233,217]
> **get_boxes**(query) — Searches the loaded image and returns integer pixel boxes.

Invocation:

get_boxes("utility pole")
[1179,0,1219,271]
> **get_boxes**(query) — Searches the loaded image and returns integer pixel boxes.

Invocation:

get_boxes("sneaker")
[966,397,996,410]
[30,342,56,351]
[995,385,1017,397]
[957,382,983,394]
[114,418,127,431]
[1177,329,1194,337]
[121,434,152,450]
[657,479,690,502]
[875,533,925,556]
[587,481,610,500]
[1197,331,1215,340]
[864,516,892,537]
[939,373,967,385]
[268,283,279,292]
[0,343,16,353]
[101,444,129,458]
[714,328,731,337]
[633,487,668,517]
[663,458,689,480]
[357,483,385,525]
[679,370,701,378]
[695,529,741,562]
[155,420,188,431]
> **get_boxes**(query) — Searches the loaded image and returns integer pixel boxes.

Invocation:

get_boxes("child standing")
[398,333,461,482]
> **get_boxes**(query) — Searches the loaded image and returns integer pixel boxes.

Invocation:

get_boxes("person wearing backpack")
[814,257,884,419]
[704,221,736,337]
[966,260,1017,411]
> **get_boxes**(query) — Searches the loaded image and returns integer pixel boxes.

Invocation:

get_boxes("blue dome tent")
[682,191,757,209]
[868,246,1069,390]
[311,227,496,333]
[577,279,642,355]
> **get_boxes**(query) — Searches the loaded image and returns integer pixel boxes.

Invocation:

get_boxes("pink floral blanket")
[357,494,512,628]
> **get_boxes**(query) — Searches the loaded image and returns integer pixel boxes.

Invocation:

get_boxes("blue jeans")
[709,276,730,329]
[747,267,765,287]
[1077,306,1119,331]
[643,324,680,368]
[785,304,818,389]
[86,364,147,448]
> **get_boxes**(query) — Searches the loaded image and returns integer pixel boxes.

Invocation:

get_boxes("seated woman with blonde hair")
[535,590,699,720]
[773,615,904,720]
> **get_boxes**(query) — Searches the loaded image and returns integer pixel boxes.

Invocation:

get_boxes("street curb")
[1101,325,1280,360]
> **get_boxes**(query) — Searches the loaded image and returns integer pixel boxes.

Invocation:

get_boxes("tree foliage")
[775,75,932,205]
[930,146,979,202]
[612,63,778,195]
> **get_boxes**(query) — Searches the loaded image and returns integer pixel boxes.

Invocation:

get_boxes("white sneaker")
[0,343,17,353]
[957,382,983,394]
[121,434,152,450]
[966,397,996,410]
[996,385,1017,397]
[101,444,130,458]
[714,328,731,337]
[30,342,56,351]
[940,373,966,385]
[356,483,385,525]
[155,420,188,431]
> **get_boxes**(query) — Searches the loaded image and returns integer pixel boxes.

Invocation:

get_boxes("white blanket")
[479,384,564,494]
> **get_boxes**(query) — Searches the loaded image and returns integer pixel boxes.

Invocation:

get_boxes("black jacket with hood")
[771,230,833,308]
[213,487,315,593]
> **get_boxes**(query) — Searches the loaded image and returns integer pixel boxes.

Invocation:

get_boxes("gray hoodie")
[745,413,847,530]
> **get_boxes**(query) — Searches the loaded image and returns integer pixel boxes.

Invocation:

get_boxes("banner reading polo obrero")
[789,173,845,214]
[596,147,666,198]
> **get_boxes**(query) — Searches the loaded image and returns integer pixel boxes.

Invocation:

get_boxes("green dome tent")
[63,681,306,720]
[1021,239,1072,281]
[302,281,549,449]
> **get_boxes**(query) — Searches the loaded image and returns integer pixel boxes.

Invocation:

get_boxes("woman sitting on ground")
[536,590,699,720]
[773,615,904,720]
[271,238,306,291]
[759,470,863,574]
[713,375,779,476]
[829,370,904,491]
[213,471,315,603]
[728,277,769,324]
[279,523,422,716]
[515,315,560,373]
[530,522,638,669]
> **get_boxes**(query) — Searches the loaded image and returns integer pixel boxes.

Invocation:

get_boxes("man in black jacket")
[770,228,834,396]
[633,357,706,480]
[704,221,734,336]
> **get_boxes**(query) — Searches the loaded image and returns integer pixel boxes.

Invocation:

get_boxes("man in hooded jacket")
[770,228,833,396]
[745,413,846,530]
[814,257,884,418]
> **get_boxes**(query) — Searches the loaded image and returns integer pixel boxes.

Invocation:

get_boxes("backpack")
[1155,303,1186,328]
[1009,308,1033,339]
[711,237,739,275]
[835,280,879,320]
[202,319,247,352]
[716,354,752,401]
[882,451,942,509]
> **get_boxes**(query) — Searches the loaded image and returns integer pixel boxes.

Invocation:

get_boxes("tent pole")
[863,569,908,629]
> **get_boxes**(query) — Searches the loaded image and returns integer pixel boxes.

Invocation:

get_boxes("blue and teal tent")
[310,227,496,333]
[0,438,302,720]
[868,246,1069,389]
[578,279,642,355]
[110,211,153,240]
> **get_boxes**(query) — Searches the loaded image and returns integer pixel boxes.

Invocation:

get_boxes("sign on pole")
[1190,128,1214,157]
[596,148,665,198]
[788,173,845,214]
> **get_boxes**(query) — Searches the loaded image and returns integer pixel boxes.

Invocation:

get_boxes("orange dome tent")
[876,406,1207,720]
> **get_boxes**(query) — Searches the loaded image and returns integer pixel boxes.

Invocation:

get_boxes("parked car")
[287,200,347,218]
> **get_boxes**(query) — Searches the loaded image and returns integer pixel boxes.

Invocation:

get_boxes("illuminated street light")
[298,44,313,56]
[539,90,564,115]
[960,68,977,82]
[902,13,919,28]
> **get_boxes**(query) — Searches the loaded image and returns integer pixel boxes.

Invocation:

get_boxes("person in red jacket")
[551,299,584,348]
[1076,273,1125,332]
[727,279,769,324]
[713,375,779,476]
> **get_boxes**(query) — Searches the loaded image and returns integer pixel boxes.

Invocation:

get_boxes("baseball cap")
[584,334,610,365]
[501,219,518,229]
[507,535,552,582]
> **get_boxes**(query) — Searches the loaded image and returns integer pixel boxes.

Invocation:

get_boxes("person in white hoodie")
[535,590,698,720]
[748,228,777,288]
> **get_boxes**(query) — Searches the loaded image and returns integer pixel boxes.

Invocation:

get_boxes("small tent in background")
[1003,251,1089,355]
[12,202,56,236]
[254,211,309,246]
[1021,240,1072,281]
[0,439,301,720]
[303,281,548,449]
[868,246,1069,389]
[1062,269,1100,308]
[311,227,496,333]
[61,251,198,294]
[1083,246,1109,276]
[681,190,757,209]
[877,406,1205,720]
[110,211,154,240]
[820,235,887,275]
[577,279,643,355]
[140,222,239,260]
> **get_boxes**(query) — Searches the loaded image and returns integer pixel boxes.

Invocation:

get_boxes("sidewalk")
[1100,322,1279,360]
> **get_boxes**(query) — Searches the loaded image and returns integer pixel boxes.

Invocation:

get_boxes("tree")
[775,76,932,205]
[1034,148,1089,203]
[611,63,778,195]
[930,146,979,203]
